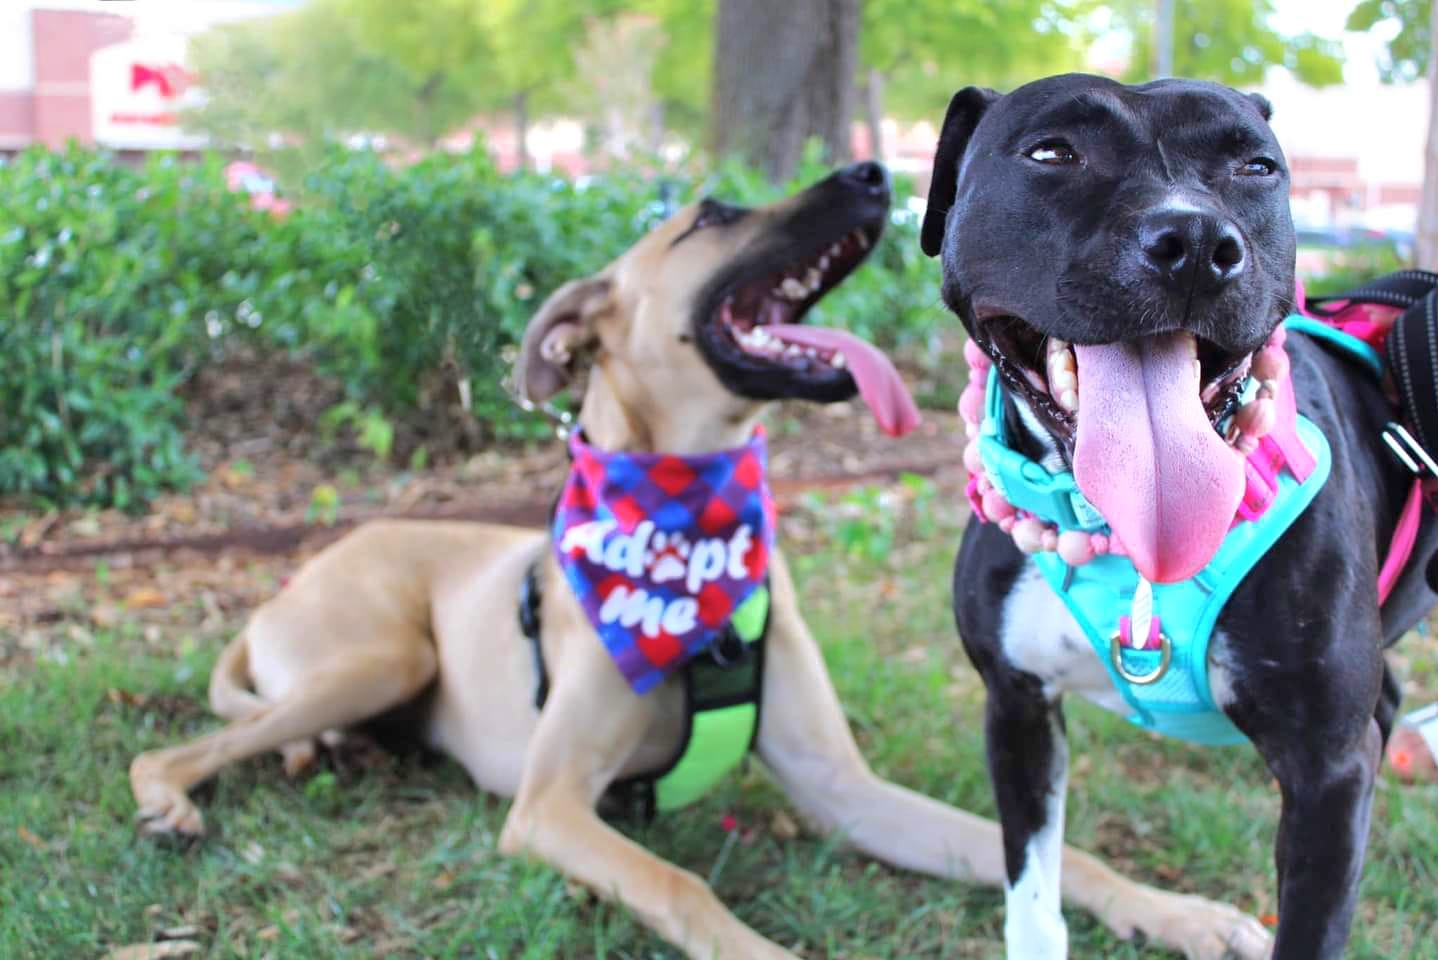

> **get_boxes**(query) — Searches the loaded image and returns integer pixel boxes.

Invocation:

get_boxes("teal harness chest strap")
[520,563,769,817]
[979,317,1344,746]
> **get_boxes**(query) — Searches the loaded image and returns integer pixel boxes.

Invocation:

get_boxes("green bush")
[0,143,943,510]
[0,150,275,507]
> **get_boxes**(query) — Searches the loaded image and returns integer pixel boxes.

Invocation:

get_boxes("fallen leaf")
[256,926,279,942]
[158,925,201,940]
[124,588,169,610]
[431,871,454,891]
[102,942,200,960]
[90,603,121,629]
[107,689,151,708]
[770,810,800,841]
[16,826,43,849]
[18,512,59,549]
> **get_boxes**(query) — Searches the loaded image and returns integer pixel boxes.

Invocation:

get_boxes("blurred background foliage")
[0,143,941,509]
[0,0,1428,510]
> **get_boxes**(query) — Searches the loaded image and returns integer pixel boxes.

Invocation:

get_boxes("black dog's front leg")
[956,532,1073,958]
[1225,595,1385,960]
[984,668,1071,958]
[1252,717,1382,959]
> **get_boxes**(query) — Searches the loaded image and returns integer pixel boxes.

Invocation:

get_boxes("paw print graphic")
[648,531,692,583]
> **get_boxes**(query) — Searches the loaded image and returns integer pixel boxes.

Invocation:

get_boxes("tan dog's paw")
[1129,891,1273,960]
[281,739,318,778]
[130,754,205,837]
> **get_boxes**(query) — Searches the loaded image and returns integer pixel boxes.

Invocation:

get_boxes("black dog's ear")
[921,87,999,257]
[1247,92,1273,122]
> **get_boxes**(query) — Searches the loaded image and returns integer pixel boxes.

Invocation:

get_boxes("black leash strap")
[518,561,549,709]
[1311,270,1438,592]
[1308,270,1438,456]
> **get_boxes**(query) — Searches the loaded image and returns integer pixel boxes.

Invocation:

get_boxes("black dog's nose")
[840,161,889,195]
[1138,210,1247,290]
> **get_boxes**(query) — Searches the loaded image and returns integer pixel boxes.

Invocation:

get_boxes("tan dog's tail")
[208,632,266,719]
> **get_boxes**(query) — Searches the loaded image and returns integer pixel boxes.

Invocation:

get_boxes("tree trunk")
[712,0,858,182]
[1152,0,1176,78]
[514,91,530,171]
[863,67,885,162]
[1420,9,1438,270]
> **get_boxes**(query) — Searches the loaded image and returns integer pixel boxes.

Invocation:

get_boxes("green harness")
[520,563,769,818]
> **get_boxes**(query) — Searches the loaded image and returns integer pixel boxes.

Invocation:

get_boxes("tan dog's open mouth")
[697,204,920,437]
[717,225,876,372]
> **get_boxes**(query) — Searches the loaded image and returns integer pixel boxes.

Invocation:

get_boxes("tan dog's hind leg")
[130,645,435,836]
[204,633,319,777]
[498,624,797,960]
[756,555,1273,960]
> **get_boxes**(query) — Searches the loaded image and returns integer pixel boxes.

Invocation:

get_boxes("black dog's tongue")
[1072,334,1245,583]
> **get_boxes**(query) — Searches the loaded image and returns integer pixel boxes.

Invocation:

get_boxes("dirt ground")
[0,361,966,669]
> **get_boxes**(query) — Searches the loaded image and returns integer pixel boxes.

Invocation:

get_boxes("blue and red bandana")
[552,428,776,694]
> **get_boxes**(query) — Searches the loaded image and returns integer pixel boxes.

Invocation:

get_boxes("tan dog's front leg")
[498,629,795,960]
[756,557,1272,960]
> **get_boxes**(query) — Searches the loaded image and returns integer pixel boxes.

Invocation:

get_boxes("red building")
[0,1,285,156]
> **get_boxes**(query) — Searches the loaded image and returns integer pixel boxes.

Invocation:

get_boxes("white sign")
[90,35,206,149]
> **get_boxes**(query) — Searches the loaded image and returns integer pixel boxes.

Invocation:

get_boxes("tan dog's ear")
[514,277,613,404]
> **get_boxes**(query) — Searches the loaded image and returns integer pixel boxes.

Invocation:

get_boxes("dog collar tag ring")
[1111,578,1172,686]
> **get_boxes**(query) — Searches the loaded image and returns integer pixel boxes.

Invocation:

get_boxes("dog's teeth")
[818,255,831,270]
[1182,332,1199,359]
[831,352,846,369]
[1050,368,1077,393]
[781,278,807,299]
[1193,359,1202,382]
[805,267,823,291]
[1057,389,1079,413]
[830,241,843,256]
[853,229,870,251]
[1047,338,1070,357]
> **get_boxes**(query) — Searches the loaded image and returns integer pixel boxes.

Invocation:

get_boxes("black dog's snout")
[1138,210,1247,291]
[840,161,889,195]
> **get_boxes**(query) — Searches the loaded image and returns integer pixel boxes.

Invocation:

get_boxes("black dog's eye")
[1027,140,1080,165]
[1238,157,1278,177]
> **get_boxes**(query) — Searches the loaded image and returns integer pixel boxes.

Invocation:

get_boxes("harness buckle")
[1382,422,1438,476]
[707,625,751,669]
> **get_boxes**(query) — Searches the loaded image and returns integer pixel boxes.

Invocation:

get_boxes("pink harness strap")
[1379,479,1425,606]
[1298,279,1423,606]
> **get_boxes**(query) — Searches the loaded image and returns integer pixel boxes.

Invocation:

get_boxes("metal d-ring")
[1109,630,1172,685]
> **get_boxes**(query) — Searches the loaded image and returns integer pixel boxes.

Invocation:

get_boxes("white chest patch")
[999,563,1129,715]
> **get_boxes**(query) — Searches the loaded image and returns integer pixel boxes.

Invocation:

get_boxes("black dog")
[923,73,1438,959]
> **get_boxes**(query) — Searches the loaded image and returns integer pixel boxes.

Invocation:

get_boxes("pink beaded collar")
[960,323,1314,569]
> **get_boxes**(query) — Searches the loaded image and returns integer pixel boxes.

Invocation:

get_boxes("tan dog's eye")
[693,198,745,230]
[1027,141,1080,165]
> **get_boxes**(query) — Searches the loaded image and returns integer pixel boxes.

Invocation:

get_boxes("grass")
[3,496,1438,958]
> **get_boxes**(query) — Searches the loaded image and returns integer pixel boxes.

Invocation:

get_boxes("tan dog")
[129,164,1270,960]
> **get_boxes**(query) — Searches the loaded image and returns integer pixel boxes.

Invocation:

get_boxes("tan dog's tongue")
[767,325,922,437]
[1072,335,1244,583]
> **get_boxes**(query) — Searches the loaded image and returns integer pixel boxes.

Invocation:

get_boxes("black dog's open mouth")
[974,312,1253,443]
[710,223,879,375]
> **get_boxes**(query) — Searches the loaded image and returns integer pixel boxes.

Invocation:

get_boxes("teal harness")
[979,316,1362,745]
